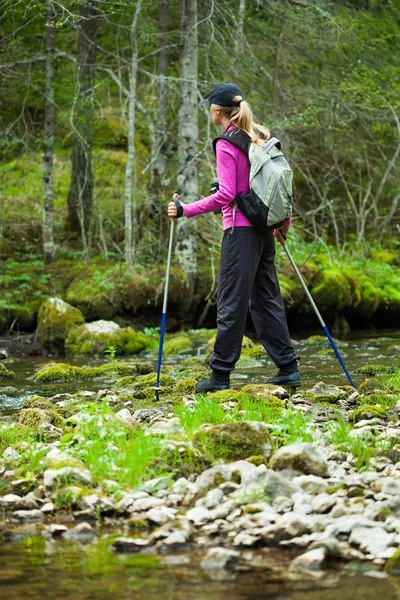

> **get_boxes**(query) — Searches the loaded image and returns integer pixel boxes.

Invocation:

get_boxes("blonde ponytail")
[213,95,270,145]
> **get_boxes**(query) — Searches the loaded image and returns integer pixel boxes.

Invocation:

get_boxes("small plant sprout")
[105,345,117,362]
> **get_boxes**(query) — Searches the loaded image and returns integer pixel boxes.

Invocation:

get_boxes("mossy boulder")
[311,268,360,312]
[270,442,329,477]
[356,281,381,319]
[19,408,65,430]
[192,421,271,462]
[0,363,15,380]
[34,361,145,383]
[356,365,398,376]
[241,384,286,408]
[305,382,347,403]
[163,335,193,356]
[114,376,137,389]
[358,378,386,394]
[349,405,388,423]
[65,321,153,356]
[174,377,197,393]
[34,363,81,383]
[134,372,175,388]
[37,297,85,355]
[23,396,54,410]
[206,389,248,403]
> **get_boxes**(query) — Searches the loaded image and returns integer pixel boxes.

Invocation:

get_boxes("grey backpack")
[212,129,293,230]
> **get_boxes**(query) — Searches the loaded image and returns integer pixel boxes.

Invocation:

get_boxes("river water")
[1,329,400,598]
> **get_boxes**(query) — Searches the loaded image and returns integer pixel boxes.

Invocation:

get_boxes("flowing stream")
[1,329,400,598]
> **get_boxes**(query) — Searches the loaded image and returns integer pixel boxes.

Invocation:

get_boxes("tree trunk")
[67,0,97,243]
[176,0,198,301]
[43,0,56,263]
[124,0,142,269]
[156,0,169,186]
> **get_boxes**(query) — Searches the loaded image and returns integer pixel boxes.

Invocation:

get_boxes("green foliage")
[105,345,117,362]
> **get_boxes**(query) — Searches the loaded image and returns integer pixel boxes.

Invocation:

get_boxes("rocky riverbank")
[1,360,400,578]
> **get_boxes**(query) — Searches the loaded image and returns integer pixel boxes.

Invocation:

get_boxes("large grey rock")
[293,475,328,495]
[186,506,211,526]
[85,320,120,335]
[0,493,21,510]
[381,478,400,496]
[141,476,171,494]
[13,509,44,522]
[240,464,302,500]
[270,443,329,477]
[349,526,396,557]
[201,547,239,570]
[111,537,150,552]
[162,530,189,546]
[197,488,225,509]
[2,447,21,461]
[290,547,326,572]
[133,409,164,422]
[148,418,182,436]
[147,507,175,525]
[44,467,92,490]
[306,382,347,401]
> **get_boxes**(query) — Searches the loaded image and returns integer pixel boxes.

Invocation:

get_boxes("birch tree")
[176,0,199,300]
[42,0,56,263]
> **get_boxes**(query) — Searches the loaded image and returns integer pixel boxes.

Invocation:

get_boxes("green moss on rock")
[358,378,386,394]
[356,365,398,376]
[247,455,267,466]
[37,297,85,354]
[19,408,65,430]
[23,396,54,410]
[114,376,137,389]
[349,405,388,423]
[34,363,81,383]
[311,268,360,312]
[174,377,197,393]
[135,372,175,388]
[65,323,153,356]
[192,421,271,462]
[385,548,400,574]
[34,360,149,383]
[127,518,150,531]
[163,335,193,356]
[206,389,248,403]
[0,363,15,380]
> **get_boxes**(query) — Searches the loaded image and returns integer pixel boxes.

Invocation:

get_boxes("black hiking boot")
[194,370,230,393]
[266,360,301,388]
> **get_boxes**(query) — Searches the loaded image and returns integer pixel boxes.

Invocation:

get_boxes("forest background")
[0,0,399,344]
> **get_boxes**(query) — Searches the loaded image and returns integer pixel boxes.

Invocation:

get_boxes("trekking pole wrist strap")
[172,198,184,218]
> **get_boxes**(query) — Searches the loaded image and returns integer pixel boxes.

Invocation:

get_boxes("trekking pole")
[154,217,175,401]
[276,231,356,389]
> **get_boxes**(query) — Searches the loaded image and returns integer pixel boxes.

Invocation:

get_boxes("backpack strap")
[212,129,252,157]
[264,137,282,152]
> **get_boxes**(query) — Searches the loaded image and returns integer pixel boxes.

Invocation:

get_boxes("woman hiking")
[168,82,300,392]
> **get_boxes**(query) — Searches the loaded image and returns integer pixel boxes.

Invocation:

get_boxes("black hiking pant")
[209,226,298,376]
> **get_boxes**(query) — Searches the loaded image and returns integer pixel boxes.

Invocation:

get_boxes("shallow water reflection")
[0,532,399,600]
